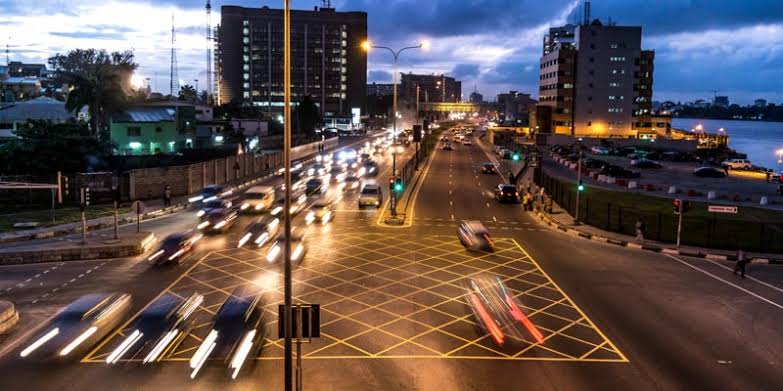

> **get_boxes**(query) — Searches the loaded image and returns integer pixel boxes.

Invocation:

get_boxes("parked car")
[630,158,662,169]
[693,166,727,178]
[599,165,641,179]
[582,158,607,170]
[590,146,611,155]
[721,159,753,170]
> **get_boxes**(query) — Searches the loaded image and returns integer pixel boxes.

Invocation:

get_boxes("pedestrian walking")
[634,219,645,243]
[163,184,172,207]
[733,249,748,278]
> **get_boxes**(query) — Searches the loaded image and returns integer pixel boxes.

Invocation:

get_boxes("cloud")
[50,31,126,40]
[450,64,480,79]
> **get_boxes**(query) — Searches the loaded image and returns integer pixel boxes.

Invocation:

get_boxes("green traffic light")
[512,154,520,161]
[394,183,403,192]
[577,184,585,192]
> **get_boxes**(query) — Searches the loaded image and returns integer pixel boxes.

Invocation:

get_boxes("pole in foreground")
[283,1,293,390]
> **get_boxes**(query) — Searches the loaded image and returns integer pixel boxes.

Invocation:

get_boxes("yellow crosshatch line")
[82,233,628,364]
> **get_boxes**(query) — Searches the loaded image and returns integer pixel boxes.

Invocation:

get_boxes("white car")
[591,146,611,155]
[240,186,275,213]
[721,159,752,170]
[358,184,383,208]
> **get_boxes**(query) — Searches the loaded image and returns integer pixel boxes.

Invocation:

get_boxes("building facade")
[367,82,393,97]
[535,20,655,138]
[497,91,536,123]
[399,73,462,103]
[216,5,367,118]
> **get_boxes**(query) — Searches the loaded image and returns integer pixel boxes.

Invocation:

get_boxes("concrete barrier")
[0,300,19,335]
[0,232,156,265]
[760,196,769,206]
[668,186,677,194]
[628,181,637,189]
[707,191,717,200]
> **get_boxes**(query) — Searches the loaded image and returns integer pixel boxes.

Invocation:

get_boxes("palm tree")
[62,66,127,140]
[179,84,197,103]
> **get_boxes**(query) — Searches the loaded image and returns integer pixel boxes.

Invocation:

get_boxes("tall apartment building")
[367,82,394,97]
[536,20,654,137]
[399,73,462,103]
[216,5,367,117]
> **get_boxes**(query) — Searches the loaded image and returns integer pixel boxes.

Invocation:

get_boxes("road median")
[0,231,156,265]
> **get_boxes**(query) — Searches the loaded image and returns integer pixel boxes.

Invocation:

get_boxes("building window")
[155,126,162,133]
[608,108,623,113]
[127,127,141,137]
[610,56,626,62]
[609,82,622,87]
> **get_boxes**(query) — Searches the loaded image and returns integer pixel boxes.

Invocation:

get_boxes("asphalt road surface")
[0,128,782,390]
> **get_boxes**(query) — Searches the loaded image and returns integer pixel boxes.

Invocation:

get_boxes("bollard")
[707,191,717,200]
[668,186,677,194]
[760,196,768,205]
[628,181,637,189]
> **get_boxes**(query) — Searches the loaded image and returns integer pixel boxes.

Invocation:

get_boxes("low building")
[0,97,80,139]
[0,77,42,101]
[110,104,198,155]
[496,91,536,124]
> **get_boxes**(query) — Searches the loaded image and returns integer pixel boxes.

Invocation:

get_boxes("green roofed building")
[110,104,198,155]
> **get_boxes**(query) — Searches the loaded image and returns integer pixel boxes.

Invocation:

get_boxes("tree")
[179,84,197,103]
[295,95,321,137]
[48,49,138,140]
[0,120,112,175]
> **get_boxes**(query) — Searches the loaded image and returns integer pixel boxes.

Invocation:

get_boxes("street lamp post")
[777,148,783,168]
[283,2,293,391]
[574,147,582,225]
[362,40,429,143]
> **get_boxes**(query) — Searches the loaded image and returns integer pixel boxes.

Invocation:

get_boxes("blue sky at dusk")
[1,0,782,104]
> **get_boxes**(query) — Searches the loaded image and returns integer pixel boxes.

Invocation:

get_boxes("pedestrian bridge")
[420,102,480,113]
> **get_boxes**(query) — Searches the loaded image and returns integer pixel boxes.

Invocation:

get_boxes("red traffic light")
[389,177,395,185]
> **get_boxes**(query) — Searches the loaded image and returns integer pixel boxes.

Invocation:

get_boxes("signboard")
[351,108,361,125]
[708,205,738,214]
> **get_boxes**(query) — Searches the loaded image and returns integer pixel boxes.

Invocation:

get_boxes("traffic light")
[394,178,403,192]
[673,198,689,214]
[80,187,91,211]
[412,125,422,142]
[512,152,521,161]
[63,176,69,196]
[577,180,585,192]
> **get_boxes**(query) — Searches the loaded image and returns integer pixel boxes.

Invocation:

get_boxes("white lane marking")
[664,254,783,311]
[697,257,783,295]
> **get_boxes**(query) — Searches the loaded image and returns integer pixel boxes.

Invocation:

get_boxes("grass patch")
[538,169,783,253]
[0,205,130,233]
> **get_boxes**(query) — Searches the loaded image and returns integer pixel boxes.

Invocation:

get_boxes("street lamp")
[362,39,429,143]
[776,148,783,166]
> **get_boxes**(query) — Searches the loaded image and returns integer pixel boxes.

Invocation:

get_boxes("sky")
[1,0,783,105]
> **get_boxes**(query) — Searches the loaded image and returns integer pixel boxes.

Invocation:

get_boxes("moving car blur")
[457,220,493,251]
[20,293,132,360]
[305,199,333,225]
[266,228,306,264]
[237,215,281,248]
[148,231,202,265]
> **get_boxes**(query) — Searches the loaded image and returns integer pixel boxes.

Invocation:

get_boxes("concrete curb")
[0,232,156,265]
[534,211,783,264]
[0,301,19,335]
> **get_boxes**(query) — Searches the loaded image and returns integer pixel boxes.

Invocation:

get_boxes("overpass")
[419,102,481,114]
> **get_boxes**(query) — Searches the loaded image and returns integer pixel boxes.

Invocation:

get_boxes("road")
[1,127,782,390]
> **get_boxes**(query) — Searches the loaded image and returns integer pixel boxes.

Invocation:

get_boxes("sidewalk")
[532,195,783,265]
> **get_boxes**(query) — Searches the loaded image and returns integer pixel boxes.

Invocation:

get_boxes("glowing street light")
[776,148,783,165]
[362,39,429,143]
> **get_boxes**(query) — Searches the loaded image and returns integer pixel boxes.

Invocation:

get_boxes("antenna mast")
[170,14,179,98]
[206,0,213,105]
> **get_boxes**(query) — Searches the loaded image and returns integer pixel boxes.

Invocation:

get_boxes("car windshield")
[204,200,224,208]
[246,192,268,199]
[362,188,379,195]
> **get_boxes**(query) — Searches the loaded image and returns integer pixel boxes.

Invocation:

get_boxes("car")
[189,287,267,380]
[442,143,453,151]
[240,186,274,213]
[440,136,448,141]
[457,220,493,252]
[502,150,513,160]
[494,184,520,203]
[358,184,383,208]
[19,293,132,360]
[197,198,235,218]
[361,160,379,176]
[306,199,334,225]
[481,163,497,174]
[343,175,361,191]
[360,153,371,162]
[582,158,607,170]
[305,178,325,195]
[148,231,202,265]
[237,215,280,248]
[464,275,544,347]
[270,194,306,216]
[599,165,641,179]
[106,293,202,364]
[590,146,611,155]
[463,139,472,146]
[721,159,752,170]
[613,146,637,157]
[266,228,306,264]
[198,208,238,234]
[306,163,327,177]
[189,184,230,203]
[630,158,662,169]
[693,166,727,178]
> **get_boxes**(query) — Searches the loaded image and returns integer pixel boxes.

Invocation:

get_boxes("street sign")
[708,205,738,214]
[278,304,320,340]
[131,200,145,214]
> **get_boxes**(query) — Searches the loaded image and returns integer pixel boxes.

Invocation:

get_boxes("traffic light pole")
[574,149,582,225]
[391,152,397,217]
[676,202,683,249]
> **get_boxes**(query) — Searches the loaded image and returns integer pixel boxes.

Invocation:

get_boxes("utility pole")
[283,2,293,391]
[574,147,582,225]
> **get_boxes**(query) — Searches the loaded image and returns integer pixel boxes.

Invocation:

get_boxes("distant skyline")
[1,0,783,104]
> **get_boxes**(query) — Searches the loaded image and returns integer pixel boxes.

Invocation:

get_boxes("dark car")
[494,184,520,203]
[693,166,727,178]
[613,147,637,157]
[190,184,229,203]
[305,178,324,195]
[582,158,607,170]
[599,165,641,179]
[106,293,202,364]
[443,143,453,151]
[482,163,497,174]
[189,287,267,380]
[237,215,280,248]
[197,198,234,218]
[198,208,238,234]
[148,231,202,265]
[19,293,132,360]
[630,158,663,169]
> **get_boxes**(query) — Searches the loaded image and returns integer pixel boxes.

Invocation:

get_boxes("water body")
[672,118,783,170]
